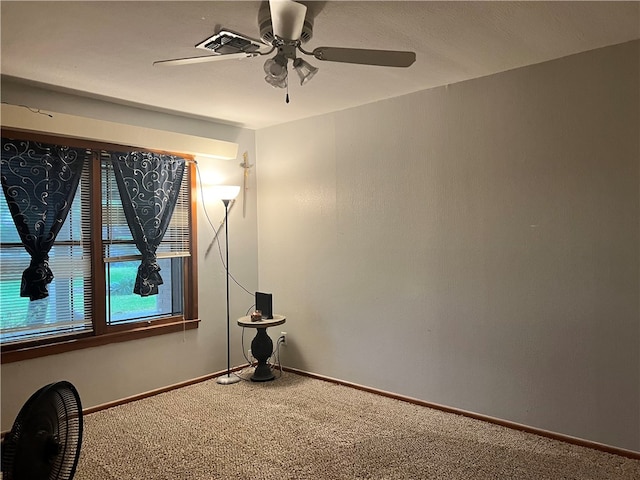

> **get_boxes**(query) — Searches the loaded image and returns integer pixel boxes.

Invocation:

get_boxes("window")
[0,131,198,362]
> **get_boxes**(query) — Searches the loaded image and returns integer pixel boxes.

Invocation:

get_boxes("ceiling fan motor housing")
[259,15,313,44]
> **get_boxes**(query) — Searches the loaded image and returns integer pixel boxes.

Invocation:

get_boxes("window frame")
[0,129,199,363]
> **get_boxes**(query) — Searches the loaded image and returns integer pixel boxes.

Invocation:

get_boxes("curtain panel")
[110,151,186,296]
[1,138,87,300]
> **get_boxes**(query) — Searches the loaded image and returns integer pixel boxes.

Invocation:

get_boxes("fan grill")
[2,381,83,480]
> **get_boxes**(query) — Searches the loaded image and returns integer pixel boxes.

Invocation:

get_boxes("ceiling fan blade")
[153,52,254,66]
[312,47,416,67]
[269,0,307,41]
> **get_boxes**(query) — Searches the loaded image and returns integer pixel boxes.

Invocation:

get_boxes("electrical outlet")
[280,332,287,345]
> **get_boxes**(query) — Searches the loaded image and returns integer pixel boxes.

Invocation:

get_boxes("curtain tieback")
[21,254,54,300]
[135,254,163,296]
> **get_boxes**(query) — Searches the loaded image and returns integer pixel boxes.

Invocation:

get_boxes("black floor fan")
[1,381,83,480]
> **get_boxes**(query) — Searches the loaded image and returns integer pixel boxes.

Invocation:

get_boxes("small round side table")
[237,314,286,382]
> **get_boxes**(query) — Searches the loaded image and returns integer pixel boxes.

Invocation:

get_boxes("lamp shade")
[211,185,241,200]
[293,58,318,86]
[264,57,287,80]
[265,74,288,89]
[264,56,288,89]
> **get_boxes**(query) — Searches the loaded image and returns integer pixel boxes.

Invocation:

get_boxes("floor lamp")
[215,185,241,385]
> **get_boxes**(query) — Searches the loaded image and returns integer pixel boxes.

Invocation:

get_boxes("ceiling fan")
[154,0,416,95]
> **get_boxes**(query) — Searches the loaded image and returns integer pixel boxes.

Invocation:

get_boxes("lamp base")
[216,373,241,385]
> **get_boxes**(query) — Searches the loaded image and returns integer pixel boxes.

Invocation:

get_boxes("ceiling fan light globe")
[264,74,288,89]
[293,58,318,86]
[264,57,287,80]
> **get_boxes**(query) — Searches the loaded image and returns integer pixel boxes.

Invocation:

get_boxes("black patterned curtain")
[1,138,87,300]
[110,151,186,297]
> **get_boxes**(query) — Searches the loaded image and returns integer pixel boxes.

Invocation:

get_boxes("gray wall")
[256,41,640,450]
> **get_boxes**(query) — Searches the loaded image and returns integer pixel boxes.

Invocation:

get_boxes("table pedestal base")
[250,327,274,382]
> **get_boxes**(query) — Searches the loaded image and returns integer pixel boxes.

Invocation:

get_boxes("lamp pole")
[217,197,240,385]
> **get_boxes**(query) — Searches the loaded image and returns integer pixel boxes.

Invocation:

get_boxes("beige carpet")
[75,371,639,479]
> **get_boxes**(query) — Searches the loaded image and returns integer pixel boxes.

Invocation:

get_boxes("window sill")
[1,318,200,364]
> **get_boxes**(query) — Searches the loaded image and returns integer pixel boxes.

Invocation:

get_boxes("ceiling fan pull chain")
[286,73,290,104]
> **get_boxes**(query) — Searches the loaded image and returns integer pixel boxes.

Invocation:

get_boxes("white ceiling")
[1,1,639,130]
